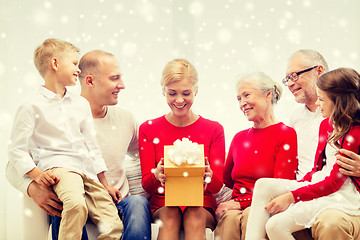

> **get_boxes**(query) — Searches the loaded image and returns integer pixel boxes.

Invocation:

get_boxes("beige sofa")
[22,157,232,240]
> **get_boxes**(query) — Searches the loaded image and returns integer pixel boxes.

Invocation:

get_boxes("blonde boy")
[8,39,123,240]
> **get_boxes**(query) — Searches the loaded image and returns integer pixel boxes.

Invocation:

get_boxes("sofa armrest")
[23,195,50,240]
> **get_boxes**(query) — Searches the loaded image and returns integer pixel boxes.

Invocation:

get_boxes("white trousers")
[245,178,309,240]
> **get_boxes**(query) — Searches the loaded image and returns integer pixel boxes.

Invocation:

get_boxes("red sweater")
[292,118,360,202]
[139,116,225,213]
[224,122,298,209]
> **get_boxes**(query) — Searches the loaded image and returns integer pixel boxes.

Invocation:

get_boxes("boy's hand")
[28,168,59,188]
[106,185,122,204]
[265,192,295,214]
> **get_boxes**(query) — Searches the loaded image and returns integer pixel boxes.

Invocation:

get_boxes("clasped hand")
[265,192,295,214]
[154,157,213,190]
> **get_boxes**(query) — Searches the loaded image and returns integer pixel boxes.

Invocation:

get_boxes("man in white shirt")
[284,49,360,240]
[6,50,151,240]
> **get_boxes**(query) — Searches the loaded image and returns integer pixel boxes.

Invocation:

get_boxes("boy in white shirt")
[7,38,122,240]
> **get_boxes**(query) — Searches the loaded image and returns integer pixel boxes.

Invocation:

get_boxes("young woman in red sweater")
[214,72,298,240]
[139,59,225,240]
[246,68,360,240]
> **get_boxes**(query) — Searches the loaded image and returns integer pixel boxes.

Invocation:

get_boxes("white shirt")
[93,106,140,198]
[289,105,324,180]
[8,86,107,182]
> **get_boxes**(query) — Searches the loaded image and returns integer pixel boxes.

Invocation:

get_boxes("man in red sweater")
[284,49,360,240]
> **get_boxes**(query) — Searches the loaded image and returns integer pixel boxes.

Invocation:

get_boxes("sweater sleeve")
[273,127,298,180]
[292,126,360,202]
[206,123,225,194]
[139,123,162,195]
[223,138,235,189]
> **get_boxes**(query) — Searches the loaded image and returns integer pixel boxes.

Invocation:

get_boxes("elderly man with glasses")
[284,49,360,240]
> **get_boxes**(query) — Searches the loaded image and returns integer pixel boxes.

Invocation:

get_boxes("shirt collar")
[40,86,73,101]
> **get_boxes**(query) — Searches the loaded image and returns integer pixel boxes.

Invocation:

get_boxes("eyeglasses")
[282,66,318,86]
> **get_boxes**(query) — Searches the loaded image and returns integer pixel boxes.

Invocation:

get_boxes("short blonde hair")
[236,72,282,104]
[34,38,80,77]
[161,59,198,93]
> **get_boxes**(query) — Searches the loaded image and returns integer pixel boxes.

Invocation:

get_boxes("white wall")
[1,0,359,239]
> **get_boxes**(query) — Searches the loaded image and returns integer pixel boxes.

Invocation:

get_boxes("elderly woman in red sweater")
[214,72,298,240]
[139,59,225,240]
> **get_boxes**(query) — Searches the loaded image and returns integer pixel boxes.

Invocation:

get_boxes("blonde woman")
[139,59,225,240]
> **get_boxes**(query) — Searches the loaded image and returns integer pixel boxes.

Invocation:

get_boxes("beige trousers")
[51,168,123,240]
[294,209,360,240]
[214,207,250,240]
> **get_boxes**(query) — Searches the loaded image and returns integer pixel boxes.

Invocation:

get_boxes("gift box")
[164,144,205,206]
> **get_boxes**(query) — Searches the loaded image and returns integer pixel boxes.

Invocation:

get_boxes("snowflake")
[189,1,204,17]
[303,0,311,7]
[44,1,52,9]
[158,187,164,194]
[122,43,137,57]
[61,15,69,23]
[154,219,163,228]
[115,3,123,12]
[287,29,301,44]
[345,135,355,144]
[204,176,211,183]
[218,29,232,43]
[24,208,33,218]
[245,2,255,11]
[153,138,160,144]
[98,221,112,234]
[0,62,4,76]
[283,144,290,151]
[33,10,49,25]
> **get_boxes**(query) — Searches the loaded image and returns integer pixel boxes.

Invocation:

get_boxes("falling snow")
[2,1,360,238]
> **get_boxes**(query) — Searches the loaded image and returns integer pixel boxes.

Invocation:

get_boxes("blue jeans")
[51,195,152,240]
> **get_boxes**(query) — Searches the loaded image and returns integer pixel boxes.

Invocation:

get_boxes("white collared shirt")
[289,105,324,180]
[8,86,107,181]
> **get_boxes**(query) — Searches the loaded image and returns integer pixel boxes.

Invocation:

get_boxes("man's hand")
[215,199,241,221]
[27,181,63,217]
[265,192,295,214]
[336,149,360,177]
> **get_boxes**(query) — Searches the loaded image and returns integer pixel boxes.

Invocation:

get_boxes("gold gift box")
[164,144,205,206]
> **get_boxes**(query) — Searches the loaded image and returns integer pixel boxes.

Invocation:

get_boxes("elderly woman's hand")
[154,158,166,186]
[336,149,360,177]
[215,200,241,221]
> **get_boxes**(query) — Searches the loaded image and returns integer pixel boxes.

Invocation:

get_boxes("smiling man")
[285,49,328,180]
[284,49,360,240]
[6,50,152,240]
